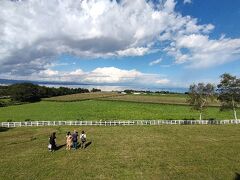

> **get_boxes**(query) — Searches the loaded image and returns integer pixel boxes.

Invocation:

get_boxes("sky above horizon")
[0,0,240,88]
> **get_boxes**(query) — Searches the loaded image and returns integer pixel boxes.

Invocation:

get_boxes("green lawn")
[43,92,122,102]
[0,100,238,122]
[0,125,239,179]
[103,94,220,106]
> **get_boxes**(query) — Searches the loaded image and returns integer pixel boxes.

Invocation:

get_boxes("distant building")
[133,92,141,95]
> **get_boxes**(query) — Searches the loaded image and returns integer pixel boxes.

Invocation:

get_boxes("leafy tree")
[188,83,215,120]
[0,101,5,107]
[91,88,101,92]
[0,85,9,96]
[217,73,240,120]
[9,83,41,102]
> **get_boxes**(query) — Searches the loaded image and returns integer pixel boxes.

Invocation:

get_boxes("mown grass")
[43,92,220,106]
[43,92,122,102]
[0,100,238,122]
[103,94,220,106]
[0,125,240,180]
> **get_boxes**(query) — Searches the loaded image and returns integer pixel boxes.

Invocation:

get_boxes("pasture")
[103,94,220,106]
[0,125,240,180]
[43,92,122,102]
[0,100,238,122]
[43,92,220,106]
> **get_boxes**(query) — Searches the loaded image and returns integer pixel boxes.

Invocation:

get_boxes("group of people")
[66,130,87,150]
[48,130,87,151]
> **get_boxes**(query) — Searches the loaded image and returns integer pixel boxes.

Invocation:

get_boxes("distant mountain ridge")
[0,78,91,86]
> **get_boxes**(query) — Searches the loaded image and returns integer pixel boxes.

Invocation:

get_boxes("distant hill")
[0,78,91,86]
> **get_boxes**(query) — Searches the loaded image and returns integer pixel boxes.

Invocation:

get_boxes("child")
[49,132,56,152]
[80,130,87,149]
[66,132,72,150]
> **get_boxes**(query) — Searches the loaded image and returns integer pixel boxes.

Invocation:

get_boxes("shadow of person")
[56,144,66,151]
[0,127,11,133]
[235,173,240,180]
[84,141,92,149]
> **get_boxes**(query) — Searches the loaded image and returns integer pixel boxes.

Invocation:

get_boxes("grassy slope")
[43,93,220,106]
[43,92,122,102]
[0,125,239,180]
[0,100,238,121]
[103,94,220,106]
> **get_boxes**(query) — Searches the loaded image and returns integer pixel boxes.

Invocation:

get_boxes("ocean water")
[39,84,188,93]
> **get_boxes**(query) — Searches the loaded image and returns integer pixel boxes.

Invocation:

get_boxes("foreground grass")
[0,125,239,180]
[0,100,238,122]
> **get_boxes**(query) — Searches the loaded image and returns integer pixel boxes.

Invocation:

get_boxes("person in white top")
[80,130,87,149]
[66,132,72,150]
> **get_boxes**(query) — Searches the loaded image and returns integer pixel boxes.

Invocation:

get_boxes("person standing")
[49,132,56,151]
[80,130,87,149]
[66,132,72,150]
[72,130,78,150]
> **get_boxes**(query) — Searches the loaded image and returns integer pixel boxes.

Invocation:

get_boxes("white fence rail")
[0,120,240,128]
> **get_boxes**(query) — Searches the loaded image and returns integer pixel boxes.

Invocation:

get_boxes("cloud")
[83,67,142,83]
[155,78,170,84]
[183,0,192,4]
[0,0,218,76]
[117,47,149,57]
[166,34,240,68]
[149,58,162,66]
[0,0,239,79]
[0,66,170,85]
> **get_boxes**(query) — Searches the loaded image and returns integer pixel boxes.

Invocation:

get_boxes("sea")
[0,82,188,93]
[38,84,188,93]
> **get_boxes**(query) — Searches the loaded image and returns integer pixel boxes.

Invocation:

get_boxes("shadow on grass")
[235,172,240,180]
[84,141,92,149]
[56,144,66,151]
[0,127,11,133]
[77,141,92,149]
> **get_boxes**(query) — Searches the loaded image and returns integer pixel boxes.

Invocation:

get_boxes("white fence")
[0,120,240,128]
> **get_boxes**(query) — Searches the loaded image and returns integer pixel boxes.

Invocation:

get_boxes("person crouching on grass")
[80,130,87,149]
[66,132,72,150]
[72,130,78,150]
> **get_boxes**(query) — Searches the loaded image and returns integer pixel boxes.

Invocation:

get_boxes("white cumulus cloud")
[0,0,218,77]
[0,66,171,85]
[183,0,192,4]
[149,58,162,66]
[166,34,240,68]
[0,0,239,79]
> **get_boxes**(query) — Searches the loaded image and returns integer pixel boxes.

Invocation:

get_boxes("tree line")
[0,83,91,103]
[188,73,240,120]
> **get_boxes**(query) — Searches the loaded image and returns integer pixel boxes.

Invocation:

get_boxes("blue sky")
[0,0,240,88]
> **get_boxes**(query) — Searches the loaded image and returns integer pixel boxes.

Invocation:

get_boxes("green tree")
[188,83,215,120]
[217,73,240,120]
[91,88,101,92]
[10,83,41,102]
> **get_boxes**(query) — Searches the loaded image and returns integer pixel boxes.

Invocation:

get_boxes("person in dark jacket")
[72,130,78,150]
[49,132,56,151]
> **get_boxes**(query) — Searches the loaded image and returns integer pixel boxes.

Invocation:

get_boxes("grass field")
[103,94,188,105]
[103,94,219,106]
[0,125,239,180]
[43,92,122,102]
[0,100,238,122]
[43,92,220,106]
